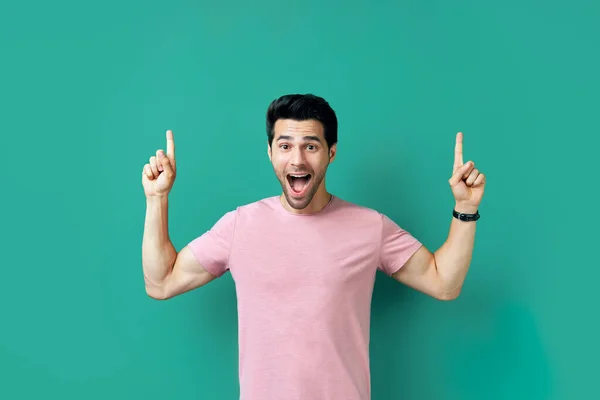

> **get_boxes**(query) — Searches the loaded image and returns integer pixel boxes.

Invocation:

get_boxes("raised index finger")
[166,130,175,160]
[453,131,463,171]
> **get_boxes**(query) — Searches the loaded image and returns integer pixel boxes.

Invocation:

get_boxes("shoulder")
[233,195,281,215]
[329,196,386,222]
[215,196,283,225]
[332,196,416,237]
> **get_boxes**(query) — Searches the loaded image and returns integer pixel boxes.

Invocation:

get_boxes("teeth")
[290,174,308,178]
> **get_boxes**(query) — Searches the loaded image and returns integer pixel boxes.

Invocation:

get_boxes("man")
[141,94,486,399]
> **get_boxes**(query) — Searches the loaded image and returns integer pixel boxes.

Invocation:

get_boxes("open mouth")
[286,173,312,196]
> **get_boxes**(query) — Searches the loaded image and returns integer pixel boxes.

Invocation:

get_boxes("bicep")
[147,245,217,299]
[391,245,446,300]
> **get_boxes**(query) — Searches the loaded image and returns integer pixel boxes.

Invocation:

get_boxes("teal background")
[2,1,598,399]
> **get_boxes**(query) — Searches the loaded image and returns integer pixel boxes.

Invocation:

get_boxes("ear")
[267,142,272,161]
[328,143,337,162]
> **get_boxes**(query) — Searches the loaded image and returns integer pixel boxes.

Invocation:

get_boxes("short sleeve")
[187,210,237,278]
[378,213,423,276]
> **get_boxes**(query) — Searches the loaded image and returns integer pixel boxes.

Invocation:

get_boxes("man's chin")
[284,192,311,209]
[281,187,315,210]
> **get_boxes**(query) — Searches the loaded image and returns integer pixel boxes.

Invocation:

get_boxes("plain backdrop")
[1,1,598,399]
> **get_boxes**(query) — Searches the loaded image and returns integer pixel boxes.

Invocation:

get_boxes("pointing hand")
[448,132,486,213]
[142,130,177,198]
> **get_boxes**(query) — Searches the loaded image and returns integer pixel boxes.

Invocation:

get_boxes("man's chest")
[227,224,380,294]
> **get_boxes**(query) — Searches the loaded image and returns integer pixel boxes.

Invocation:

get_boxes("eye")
[279,144,289,150]
[307,144,317,151]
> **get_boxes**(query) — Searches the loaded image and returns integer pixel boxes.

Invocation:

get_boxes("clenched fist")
[142,130,176,197]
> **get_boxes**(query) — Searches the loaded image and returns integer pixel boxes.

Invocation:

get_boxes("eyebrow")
[276,135,322,143]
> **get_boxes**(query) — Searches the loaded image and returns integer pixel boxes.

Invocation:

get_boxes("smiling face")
[268,119,337,213]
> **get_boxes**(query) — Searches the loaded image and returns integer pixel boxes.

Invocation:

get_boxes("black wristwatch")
[453,209,480,221]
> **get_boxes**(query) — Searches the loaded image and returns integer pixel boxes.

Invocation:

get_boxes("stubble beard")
[278,168,326,210]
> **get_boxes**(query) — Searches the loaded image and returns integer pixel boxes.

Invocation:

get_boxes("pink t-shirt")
[188,195,422,400]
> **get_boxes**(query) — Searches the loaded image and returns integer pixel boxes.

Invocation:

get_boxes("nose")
[290,147,306,167]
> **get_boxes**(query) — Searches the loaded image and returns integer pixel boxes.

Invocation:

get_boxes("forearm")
[142,195,177,286]
[433,204,478,296]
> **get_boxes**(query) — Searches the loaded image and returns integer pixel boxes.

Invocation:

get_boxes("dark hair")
[266,93,338,149]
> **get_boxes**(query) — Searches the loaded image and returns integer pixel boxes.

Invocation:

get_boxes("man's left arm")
[392,132,486,300]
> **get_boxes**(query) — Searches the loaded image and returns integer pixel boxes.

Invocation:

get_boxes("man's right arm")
[142,195,217,300]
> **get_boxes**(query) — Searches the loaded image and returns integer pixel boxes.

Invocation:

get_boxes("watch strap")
[453,209,480,221]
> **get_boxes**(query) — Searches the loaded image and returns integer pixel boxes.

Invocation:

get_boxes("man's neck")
[280,191,332,215]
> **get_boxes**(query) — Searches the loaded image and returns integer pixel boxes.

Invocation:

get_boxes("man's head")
[266,94,338,213]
